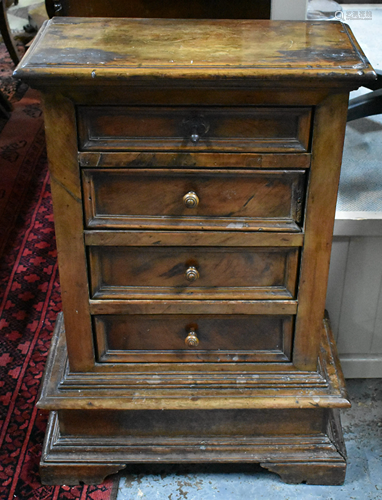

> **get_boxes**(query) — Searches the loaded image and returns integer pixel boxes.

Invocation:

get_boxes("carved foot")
[40,463,125,485]
[261,461,346,485]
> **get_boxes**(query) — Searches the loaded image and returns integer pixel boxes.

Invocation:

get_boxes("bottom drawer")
[94,314,293,363]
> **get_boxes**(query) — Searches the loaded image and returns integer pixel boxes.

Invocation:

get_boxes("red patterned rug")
[0,45,118,500]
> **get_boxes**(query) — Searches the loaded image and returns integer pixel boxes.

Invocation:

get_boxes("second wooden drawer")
[88,244,299,300]
[82,168,306,232]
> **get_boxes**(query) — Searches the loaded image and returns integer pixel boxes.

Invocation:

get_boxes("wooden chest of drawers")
[15,17,375,485]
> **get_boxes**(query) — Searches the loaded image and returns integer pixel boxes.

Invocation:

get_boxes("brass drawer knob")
[185,329,199,348]
[183,191,199,208]
[185,266,199,282]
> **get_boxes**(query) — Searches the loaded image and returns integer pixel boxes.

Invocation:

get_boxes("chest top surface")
[15,17,375,88]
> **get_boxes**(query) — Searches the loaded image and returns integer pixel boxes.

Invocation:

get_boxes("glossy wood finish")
[84,230,304,247]
[94,314,293,362]
[88,245,299,300]
[82,169,306,232]
[39,316,347,485]
[59,406,326,437]
[14,19,376,87]
[88,299,298,318]
[79,152,311,170]
[14,18,375,485]
[78,106,312,152]
[40,408,346,485]
[293,93,349,371]
[41,92,94,373]
[38,313,350,409]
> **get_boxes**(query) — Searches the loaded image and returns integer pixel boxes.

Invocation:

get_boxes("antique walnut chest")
[15,17,375,485]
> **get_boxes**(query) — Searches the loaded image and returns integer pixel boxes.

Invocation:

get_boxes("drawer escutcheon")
[181,115,210,145]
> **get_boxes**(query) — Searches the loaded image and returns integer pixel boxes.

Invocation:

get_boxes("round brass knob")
[191,133,200,143]
[185,329,199,348]
[183,191,199,209]
[185,266,199,282]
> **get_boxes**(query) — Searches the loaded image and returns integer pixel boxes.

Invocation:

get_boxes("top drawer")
[77,106,312,153]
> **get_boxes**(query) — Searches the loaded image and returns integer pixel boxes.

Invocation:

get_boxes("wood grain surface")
[94,313,293,362]
[78,106,311,152]
[88,245,299,300]
[82,168,306,231]
[14,16,370,485]
[41,93,95,372]
[14,18,375,87]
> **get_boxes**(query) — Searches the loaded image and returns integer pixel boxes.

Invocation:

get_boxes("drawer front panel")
[78,106,311,152]
[94,314,293,362]
[83,169,306,231]
[88,246,299,300]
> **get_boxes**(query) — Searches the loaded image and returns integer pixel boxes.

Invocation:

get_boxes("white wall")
[271,0,308,20]
[327,216,382,378]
